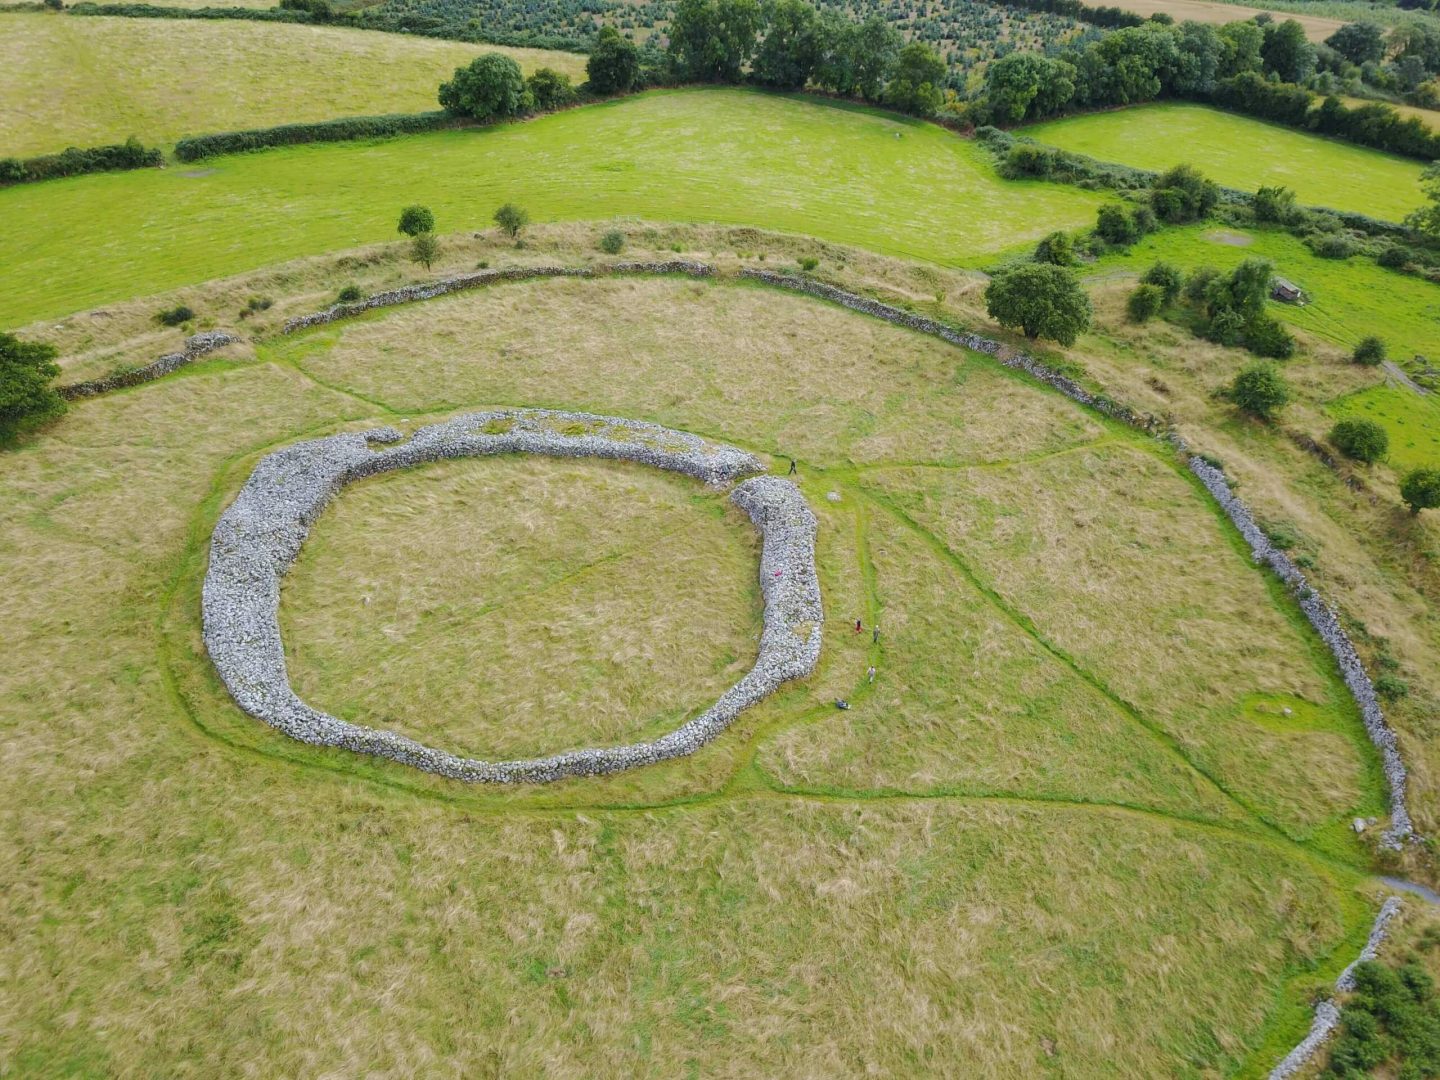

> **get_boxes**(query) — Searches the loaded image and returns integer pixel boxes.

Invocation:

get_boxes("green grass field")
[0,12,585,156]
[1087,224,1440,360]
[1330,383,1440,473]
[0,88,1108,328]
[1020,102,1427,221]
[0,270,1386,1075]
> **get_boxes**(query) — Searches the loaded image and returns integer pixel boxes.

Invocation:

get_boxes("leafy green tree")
[982,53,1076,123]
[985,263,1092,346]
[1231,362,1290,419]
[1405,162,1440,240]
[1206,257,1273,321]
[409,232,438,270]
[883,41,945,115]
[813,13,898,101]
[1151,163,1218,223]
[1353,336,1386,365]
[1329,418,1388,463]
[1033,231,1075,266]
[1095,204,1139,245]
[1261,19,1317,83]
[587,25,640,94]
[494,202,530,239]
[1245,315,1295,359]
[397,205,434,237]
[438,54,530,121]
[1326,21,1386,65]
[752,0,822,89]
[668,0,764,83]
[1126,283,1164,323]
[1140,261,1183,302]
[1253,185,1297,223]
[1217,20,1265,78]
[1401,467,1440,514]
[527,68,576,110]
[0,332,63,441]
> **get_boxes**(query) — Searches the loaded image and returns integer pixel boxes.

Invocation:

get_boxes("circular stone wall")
[202,408,823,782]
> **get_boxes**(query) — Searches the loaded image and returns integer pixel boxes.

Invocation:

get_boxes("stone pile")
[202,408,822,782]
[59,330,238,400]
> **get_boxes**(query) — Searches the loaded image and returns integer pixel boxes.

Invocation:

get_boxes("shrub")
[1034,231,1075,266]
[1353,336,1386,365]
[1231,362,1290,419]
[1375,673,1410,701]
[1378,245,1410,269]
[0,135,162,186]
[598,229,625,254]
[526,67,576,110]
[1095,204,1138,245]
[397,205,434,237]
[1006,144,1056,177]
[337,284,363,302]
[798,256,819,272]
[1400,466,1440,514]
[1253,184,1298,223]
[438,53,530,121]
[1330,418,1388,463]
[1310,232,1357,259]
[1150,164,1219,223]
[493,203,529,239]
[984,263,1092,346]
[1245,315,1295,359]
[156,304,194,326]
[1184,266,1220,304]
[409,232,439,270]
[1140,261,1183,303]
[1126,283,1164,323]
[0,332,64,441]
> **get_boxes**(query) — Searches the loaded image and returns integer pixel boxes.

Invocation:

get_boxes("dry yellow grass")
[0,12,585,155]
[1109,0,1345,41]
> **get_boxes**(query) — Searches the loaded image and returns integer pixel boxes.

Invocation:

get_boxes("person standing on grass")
[873,625,880,644]
[855,618,863,633]
[788,458,797,476]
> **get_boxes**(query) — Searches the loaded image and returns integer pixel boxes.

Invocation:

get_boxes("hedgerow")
[174,112,457,161]
[0,137,162,187]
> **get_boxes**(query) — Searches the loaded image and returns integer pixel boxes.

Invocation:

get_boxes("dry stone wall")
[202,408,822,783]
[59,331,238,400]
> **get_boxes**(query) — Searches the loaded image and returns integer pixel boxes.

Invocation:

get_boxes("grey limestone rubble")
[59,330,238,399]
[202,408,822,782]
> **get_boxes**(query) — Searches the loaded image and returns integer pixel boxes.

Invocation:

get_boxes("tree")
[1127,283,1164,322]
[982,53,1076,123]
[985,263,1093,346]
[1217,20,1265,78]
[1329,418,1389,463]
[527,68,576,110]
[438,53,530,121]
[397,205,434,237]
[1095,204,1140,245]
[884,41,945,116]
[1151,163,1218,223]
[1245,315,1295,359]
[1253,185,1297,223]
[752,0,822,89]
[1140,261,1183,302]
[1206,257,1273,321]
[1400,467,1440,514]
[1353,336,1386,365]
[1261,19,1317,83]
[1404,162,1440,239]
[1034,231,1075,266]
[494,202,529,239]
[814,13,898,101]
[668,0,764,83]
[0,332,63,440]
[409,232,438,270]
[1326,21,1386,65]
[587,25,640,94]
[1231,362,1290,419]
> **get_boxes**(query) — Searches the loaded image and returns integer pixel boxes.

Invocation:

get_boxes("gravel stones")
[202,408,822,783]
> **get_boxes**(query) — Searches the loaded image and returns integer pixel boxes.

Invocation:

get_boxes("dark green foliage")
[337,284,363,302]
[1150,163,1218,223]
[668,0,764,83]
[751,0,822,89]
[1206,257,1272,321]
[1379,246,1411,270]
[493,202,529,238]
[1244,315,1295,359]
[397,205,435,237]
[814,13,899,101]
[1126,283,1163,323]
[1231,362,1290,419]
[586,25,640,94]
[1353,336,1386,365]
[1401,467,1440,514]
[1095,203,1139,245]
[1034,231,1075,266]
[409,231,439,270]
[1325,21,1386,66]
[598,229,625,254]
[982,52,1076,123]
[438,53,530,120]
[1261,19,1316,83]
[984,262,1092,345]
[527,67,576,110]
[156,305,195,327]
[1253,185,1297,224]
[798,255,819,272]
[0,136,161,187]
[1310,232,1358,259]
[1375,672,1409,700]
[174,112,453,162]
[0,332,63,442]
[1140,261,1182,302]
[1327,959,1440,1075]
[1406,162,1440,240]
[1329,418,1389,463]
[883,41,945,115]
[1184,265,1220,304]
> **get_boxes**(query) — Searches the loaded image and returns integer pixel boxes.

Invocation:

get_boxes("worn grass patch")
[1020,102,1426,220]
[0,87,1109,327]
[0,12,585,157]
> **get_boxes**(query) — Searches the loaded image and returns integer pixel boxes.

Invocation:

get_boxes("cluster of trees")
[1122,255,1296,358]
[0,333,64,443]
[438,53,581,120]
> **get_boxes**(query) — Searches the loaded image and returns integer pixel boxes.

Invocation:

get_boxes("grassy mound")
[1019,102,1427,221]
[0,12,585,157]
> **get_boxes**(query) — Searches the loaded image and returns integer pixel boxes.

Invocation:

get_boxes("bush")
[397,205,434,237]
[337,284,363,302]
[798,256,819,272]
[0,332,63,441]
[0,135,162,186]
[1400,466,1440,514]
[174,112,451,162]
[1330,418,1388,463]
[1310,232,1357,259]
[494,202,529,239]
[1034,231,1075,266]
[438,53,530,121]
[1126,283,1164,323]
[1375,673,1410,700]
[985,263,1092,346]
[1140,261,1183,303]
[1150,164,1219,223]
[1184,266,1220,304]
[1353,336,1386,365]
[1245,315,1296,359]
[526,67,576,110]
[598,229,625,254]
[1095,204,1139,246]
[1005,144,1057,177]
[1231,362,1290,419]
[155,305,194,327]
[1378,245,1410,269]
[1253,184,1298,223]
[409,232,439,270]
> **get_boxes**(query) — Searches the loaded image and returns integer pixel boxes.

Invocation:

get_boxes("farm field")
[1342,95,1440,132]
[1107,0,1345,41]
[0,12,585,156]
[1019,102,1427,221]
[0,88,1108,327]
[1329,383,1440,474]
[0,269,1386,1075]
